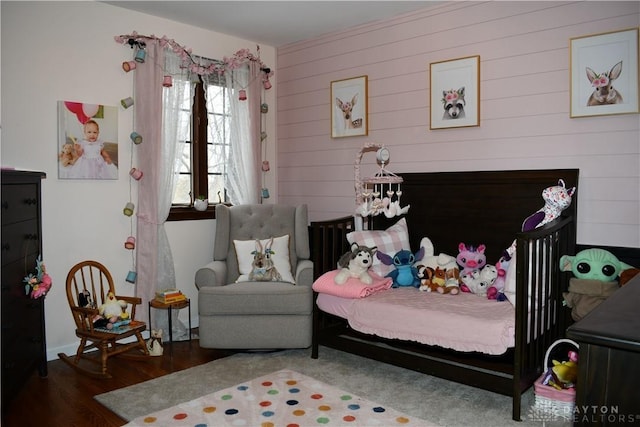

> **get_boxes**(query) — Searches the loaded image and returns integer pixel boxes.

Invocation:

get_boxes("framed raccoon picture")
[570,28,639,118]
[429,55,480,130]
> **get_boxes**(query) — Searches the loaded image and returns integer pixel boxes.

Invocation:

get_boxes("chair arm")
[116,295,142,305]
[71,306,99,317]
[295,259,314,287]
[70,306,99,331]
[116,295,142,320]
[195,260,228,289]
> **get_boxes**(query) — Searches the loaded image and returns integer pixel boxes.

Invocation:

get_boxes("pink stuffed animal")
[456,243,487,276]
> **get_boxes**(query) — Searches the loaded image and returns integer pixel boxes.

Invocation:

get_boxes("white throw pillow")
[346,218,411,277]
[234,235,295,284]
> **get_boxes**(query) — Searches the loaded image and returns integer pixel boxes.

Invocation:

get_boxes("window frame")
[167,78,225,221]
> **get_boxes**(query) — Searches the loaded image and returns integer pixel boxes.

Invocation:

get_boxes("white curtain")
[155,51,192,340]
[135,46,188,340]
[216,65,261,205]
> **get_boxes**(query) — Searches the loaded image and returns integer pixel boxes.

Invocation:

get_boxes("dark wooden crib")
[309,169,579,421]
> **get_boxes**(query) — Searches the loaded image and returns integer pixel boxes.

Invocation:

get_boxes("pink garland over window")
[114,31,274,78]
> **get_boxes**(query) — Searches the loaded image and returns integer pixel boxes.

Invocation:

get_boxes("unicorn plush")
[522,179,576,231]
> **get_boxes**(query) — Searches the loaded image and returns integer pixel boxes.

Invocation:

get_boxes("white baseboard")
[47,330,151,361]
[47,316,199,362]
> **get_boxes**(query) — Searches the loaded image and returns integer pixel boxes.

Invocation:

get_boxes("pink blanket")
[312,270,393,298]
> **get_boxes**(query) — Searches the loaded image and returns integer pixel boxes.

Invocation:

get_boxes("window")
[168,74,230,221]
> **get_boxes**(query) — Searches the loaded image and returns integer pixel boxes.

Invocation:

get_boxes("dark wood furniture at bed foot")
[1,170,47,417]
[567,273,640,426]
[309,169,579,421]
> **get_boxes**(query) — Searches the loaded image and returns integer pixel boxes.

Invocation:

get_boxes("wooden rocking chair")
[58,260,150,378]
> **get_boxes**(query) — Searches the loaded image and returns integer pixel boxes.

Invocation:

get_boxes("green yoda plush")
[560,248,635,321]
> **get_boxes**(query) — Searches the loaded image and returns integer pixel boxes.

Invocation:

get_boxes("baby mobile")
[115,31,274,283]
[354,143,409,230]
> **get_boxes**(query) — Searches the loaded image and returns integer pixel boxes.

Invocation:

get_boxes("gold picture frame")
[570,27,639,118]
[429,55,480,130]
[331,75,368,138]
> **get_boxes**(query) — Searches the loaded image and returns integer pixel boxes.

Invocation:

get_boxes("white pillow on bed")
[346,218,411,277]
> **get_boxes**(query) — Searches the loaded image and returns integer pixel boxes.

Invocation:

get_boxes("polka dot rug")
[123,369,435,426]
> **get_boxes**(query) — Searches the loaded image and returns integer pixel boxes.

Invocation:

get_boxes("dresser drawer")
[1,183,39,226]
[2,256,40,291]
[0,222,40,266]
[1,294,43,327]
[2,334,44,397]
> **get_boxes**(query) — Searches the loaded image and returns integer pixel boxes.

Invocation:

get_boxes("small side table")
[148,298,192,349]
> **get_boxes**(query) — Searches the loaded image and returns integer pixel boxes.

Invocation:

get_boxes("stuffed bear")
[335,243,377,285]
[58,143,79,167]
[522,179,576,231]
[560,248,635,321]
[377,247,424,288]
[456,243,487,276]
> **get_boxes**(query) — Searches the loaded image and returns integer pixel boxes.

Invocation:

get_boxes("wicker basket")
[533,338,578,419]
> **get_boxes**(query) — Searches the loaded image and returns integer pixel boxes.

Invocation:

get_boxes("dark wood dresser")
[1,170,47,414]
[567,273,640,426]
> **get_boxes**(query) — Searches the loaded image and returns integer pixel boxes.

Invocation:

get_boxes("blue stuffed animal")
[377,248,424,288]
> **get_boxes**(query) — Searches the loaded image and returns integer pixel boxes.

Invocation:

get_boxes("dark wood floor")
[2,337,235,427]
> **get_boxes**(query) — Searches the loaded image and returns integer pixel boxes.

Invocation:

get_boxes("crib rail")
[512,215,575,416]
[309,215,354,280]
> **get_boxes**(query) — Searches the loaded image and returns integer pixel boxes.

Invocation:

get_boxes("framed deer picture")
[331,75,368,138]
[570,28,639,118]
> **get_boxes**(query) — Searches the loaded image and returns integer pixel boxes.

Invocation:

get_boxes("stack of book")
[155,289,186,304]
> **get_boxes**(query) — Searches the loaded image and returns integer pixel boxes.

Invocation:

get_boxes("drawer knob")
[1,243,9,251]
[1,201,8,209]
[24,198,37,205]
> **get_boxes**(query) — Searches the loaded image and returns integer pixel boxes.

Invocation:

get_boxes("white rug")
[124,369,435,426]
[96,346,569,426]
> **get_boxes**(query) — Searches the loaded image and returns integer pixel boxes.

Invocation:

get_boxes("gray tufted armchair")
[194,204,313,349]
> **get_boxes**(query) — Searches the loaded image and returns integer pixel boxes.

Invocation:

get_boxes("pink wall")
[276,1,640,247]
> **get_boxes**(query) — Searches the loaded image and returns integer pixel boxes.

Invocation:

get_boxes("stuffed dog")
[335,243,377,285]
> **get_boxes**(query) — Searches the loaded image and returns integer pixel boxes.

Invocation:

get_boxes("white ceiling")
[105,1,438,47]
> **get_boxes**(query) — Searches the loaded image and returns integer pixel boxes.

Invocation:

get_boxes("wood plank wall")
[276,1,640,248]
